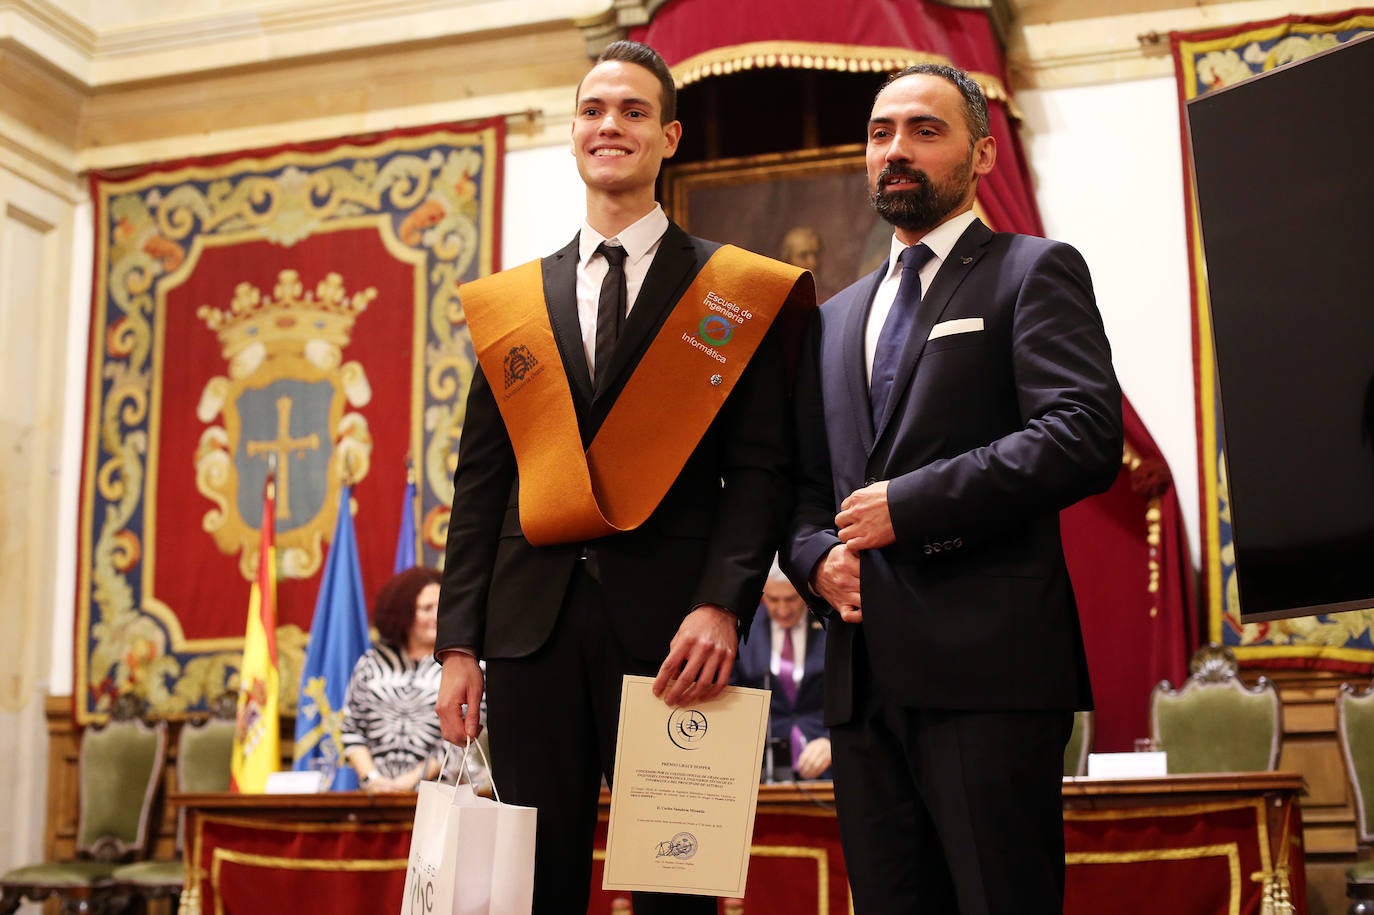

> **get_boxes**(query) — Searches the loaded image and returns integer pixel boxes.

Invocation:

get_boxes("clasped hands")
[812,479,894,624]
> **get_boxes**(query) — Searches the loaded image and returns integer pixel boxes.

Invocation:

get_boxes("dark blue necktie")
[870,243,935,426]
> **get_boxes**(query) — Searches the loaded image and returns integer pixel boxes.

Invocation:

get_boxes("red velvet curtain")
[635,0,1195,751]
[1063,399,1195,751]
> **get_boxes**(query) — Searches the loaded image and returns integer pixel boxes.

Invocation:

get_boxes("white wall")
[500,141,585,269]
[1018,76,1202,566]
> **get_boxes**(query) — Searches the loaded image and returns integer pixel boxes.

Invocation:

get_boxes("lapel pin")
[960,256,974,265]
[710,374,723,386]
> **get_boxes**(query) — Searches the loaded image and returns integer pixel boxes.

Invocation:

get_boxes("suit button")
[944,540,954,550]
[953,538,963,548]
[931,542,942,553]
[864,477,877,486]
[923,545,933,556]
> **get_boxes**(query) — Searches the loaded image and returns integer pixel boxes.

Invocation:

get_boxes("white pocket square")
[928,317,984,341]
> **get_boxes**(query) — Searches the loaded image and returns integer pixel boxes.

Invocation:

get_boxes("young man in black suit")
[786,64,1123,914]
[435,41,809,915]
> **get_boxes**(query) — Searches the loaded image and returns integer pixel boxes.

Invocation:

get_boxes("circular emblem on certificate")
[666,708,708,750]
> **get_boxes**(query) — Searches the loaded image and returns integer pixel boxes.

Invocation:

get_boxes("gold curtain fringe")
[670,41,1020,117]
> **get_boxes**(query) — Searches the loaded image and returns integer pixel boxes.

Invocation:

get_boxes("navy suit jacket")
[731,611,828,746]
[438,222,792,664]
[785,218,1122,727]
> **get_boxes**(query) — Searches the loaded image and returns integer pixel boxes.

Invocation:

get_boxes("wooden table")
[1061,772,1305,915]
[174,772,1305,914]
[174,791,418,915]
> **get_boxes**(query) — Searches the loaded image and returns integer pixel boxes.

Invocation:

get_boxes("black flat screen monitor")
[1187,32,1374,622]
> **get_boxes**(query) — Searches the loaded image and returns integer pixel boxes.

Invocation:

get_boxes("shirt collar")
[580,204,669,267]
[882,208,980,281]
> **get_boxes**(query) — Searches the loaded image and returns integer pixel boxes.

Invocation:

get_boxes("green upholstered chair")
[1149,643,1280,775]
[1336,681,1374,914]
[1063,710,1094,777]
[1,701,167,915]
[111,706,236,914]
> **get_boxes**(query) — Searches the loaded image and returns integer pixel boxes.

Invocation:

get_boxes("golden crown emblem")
[197,270,376,362]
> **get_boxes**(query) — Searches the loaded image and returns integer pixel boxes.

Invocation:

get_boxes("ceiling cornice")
[2,0,611,88]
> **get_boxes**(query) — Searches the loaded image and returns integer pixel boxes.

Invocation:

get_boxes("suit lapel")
[840,266,886,456]
[874,219,994,440]
[542,235,593,409]
[597,221,697,401]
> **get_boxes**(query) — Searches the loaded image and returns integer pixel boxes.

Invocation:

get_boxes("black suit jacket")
[438,221,791,663]
[785,219,1122,726]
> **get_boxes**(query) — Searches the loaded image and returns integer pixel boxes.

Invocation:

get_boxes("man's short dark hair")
[881,63,990,143]
[589,40,678,124]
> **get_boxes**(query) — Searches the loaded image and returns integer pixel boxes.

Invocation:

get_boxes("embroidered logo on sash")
[681,290,756,365]
[503,345,539,388]
[698,314,734,346]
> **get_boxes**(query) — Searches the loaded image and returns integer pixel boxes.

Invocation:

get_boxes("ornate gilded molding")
[574,5,625,58]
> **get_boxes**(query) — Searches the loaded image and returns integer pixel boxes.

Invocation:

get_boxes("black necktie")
[594,242,628,396]
[870,243,936,426]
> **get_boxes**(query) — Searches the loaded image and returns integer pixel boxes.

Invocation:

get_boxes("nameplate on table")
[1086,751,1168,778]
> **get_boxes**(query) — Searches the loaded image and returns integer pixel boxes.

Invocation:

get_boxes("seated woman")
[342,566,445,793]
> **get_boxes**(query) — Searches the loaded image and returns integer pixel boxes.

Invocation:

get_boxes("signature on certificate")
[655,832,699,860]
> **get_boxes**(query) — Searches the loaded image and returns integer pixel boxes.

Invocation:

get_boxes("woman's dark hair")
[373,566,441,647]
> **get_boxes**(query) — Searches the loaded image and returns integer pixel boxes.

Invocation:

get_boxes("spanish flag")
[231,470,280,792]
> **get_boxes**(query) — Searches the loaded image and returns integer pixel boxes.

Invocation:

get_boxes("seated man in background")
[732,563,831,780]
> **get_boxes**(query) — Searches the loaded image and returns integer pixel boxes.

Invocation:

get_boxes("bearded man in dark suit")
[785,63,1123,914]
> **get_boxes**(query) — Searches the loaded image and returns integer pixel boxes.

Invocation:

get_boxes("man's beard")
[870,157,973,232]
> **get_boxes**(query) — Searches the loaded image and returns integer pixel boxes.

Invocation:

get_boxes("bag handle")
[459,736,501,804]
[433,738,501,803]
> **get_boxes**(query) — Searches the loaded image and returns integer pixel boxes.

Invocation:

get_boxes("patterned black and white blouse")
[340,642,443,778]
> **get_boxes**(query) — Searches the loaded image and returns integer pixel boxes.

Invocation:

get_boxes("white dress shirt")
[576,204,670,376]
[863,208,979,384]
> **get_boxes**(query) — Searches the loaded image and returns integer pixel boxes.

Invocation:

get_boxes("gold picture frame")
[663,144,889,303]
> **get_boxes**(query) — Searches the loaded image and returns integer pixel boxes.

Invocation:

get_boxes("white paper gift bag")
[451,737,536,915]
[400,741,535,915]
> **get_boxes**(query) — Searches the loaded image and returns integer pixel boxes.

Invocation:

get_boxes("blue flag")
[293,485,371,790]
[393,475,418,573]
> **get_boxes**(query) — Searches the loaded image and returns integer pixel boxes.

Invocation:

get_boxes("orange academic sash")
[462,245,814,546]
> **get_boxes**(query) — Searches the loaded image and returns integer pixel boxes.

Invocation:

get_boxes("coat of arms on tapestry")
[78,121,503,722]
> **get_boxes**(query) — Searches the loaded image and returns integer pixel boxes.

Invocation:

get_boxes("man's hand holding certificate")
[603,675,770,897]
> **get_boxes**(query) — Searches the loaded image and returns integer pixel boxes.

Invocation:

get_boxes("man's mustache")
[877,165,929,188]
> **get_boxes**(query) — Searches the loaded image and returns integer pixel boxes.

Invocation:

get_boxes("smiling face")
[572,59,682,201]
[866,73,996,244]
